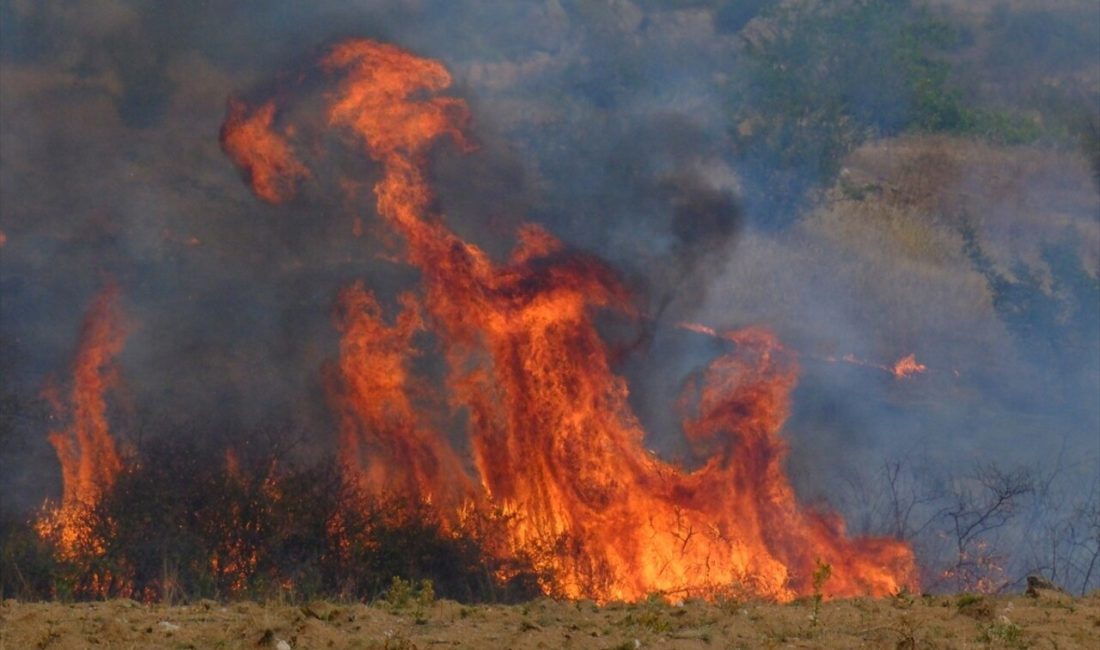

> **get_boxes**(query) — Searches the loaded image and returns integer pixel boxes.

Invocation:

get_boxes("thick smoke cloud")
[1,0,1098,589]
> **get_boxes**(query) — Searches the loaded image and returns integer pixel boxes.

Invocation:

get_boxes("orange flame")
[891,353,927,379]
[833,352,928,379]
[223,39,918,602]
[680,321,928,381]
[35,285,127,562]
[326,283,475,513]
[220,99,309,204]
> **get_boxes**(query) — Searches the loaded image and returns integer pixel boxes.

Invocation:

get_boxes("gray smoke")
[1,0,1097,590]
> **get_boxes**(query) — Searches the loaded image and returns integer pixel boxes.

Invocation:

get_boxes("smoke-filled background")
[2,0,1098,591]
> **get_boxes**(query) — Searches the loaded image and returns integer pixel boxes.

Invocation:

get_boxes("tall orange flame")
[223,39,918,601]
[36,285,127,560]
[326,283,475,512]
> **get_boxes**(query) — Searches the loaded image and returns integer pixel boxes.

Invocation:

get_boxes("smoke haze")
[2,0,1098,588]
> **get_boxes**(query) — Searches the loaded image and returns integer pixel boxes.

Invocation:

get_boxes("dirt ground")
[2,591,1098,650]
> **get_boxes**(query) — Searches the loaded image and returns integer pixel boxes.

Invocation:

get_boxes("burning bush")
[216,38,918,602]
[7,37,924,605]
[6,434,542,603]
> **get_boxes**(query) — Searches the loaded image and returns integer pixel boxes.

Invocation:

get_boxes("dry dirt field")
[2,591,1098,650]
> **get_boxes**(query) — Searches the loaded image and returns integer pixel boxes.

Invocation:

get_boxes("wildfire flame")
[220,99,310,204]
[35,285,127,562]
[891,353,927,379]
[221,39,918,601]
[680,321,928,381]
[831,352,928,379]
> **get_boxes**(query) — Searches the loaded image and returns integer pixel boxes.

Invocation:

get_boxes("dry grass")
[703,133,1097,354]
[2,592,1097,649]
[839,134,1099,279]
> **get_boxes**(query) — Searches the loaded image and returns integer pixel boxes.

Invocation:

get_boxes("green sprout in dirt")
[983,619,1025,648]
[620,607,670,634]
[810,560,832,627]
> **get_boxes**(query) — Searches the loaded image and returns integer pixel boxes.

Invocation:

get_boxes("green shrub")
[728,0,1058,226]
[730,0,969,224]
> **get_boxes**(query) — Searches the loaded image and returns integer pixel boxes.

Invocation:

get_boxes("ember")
[892,353,928,379]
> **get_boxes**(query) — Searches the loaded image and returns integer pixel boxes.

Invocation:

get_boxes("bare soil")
[3,592,1098,649]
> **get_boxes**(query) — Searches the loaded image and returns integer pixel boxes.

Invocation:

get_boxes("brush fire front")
[36,38,918,604]
[34,285,128,598]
